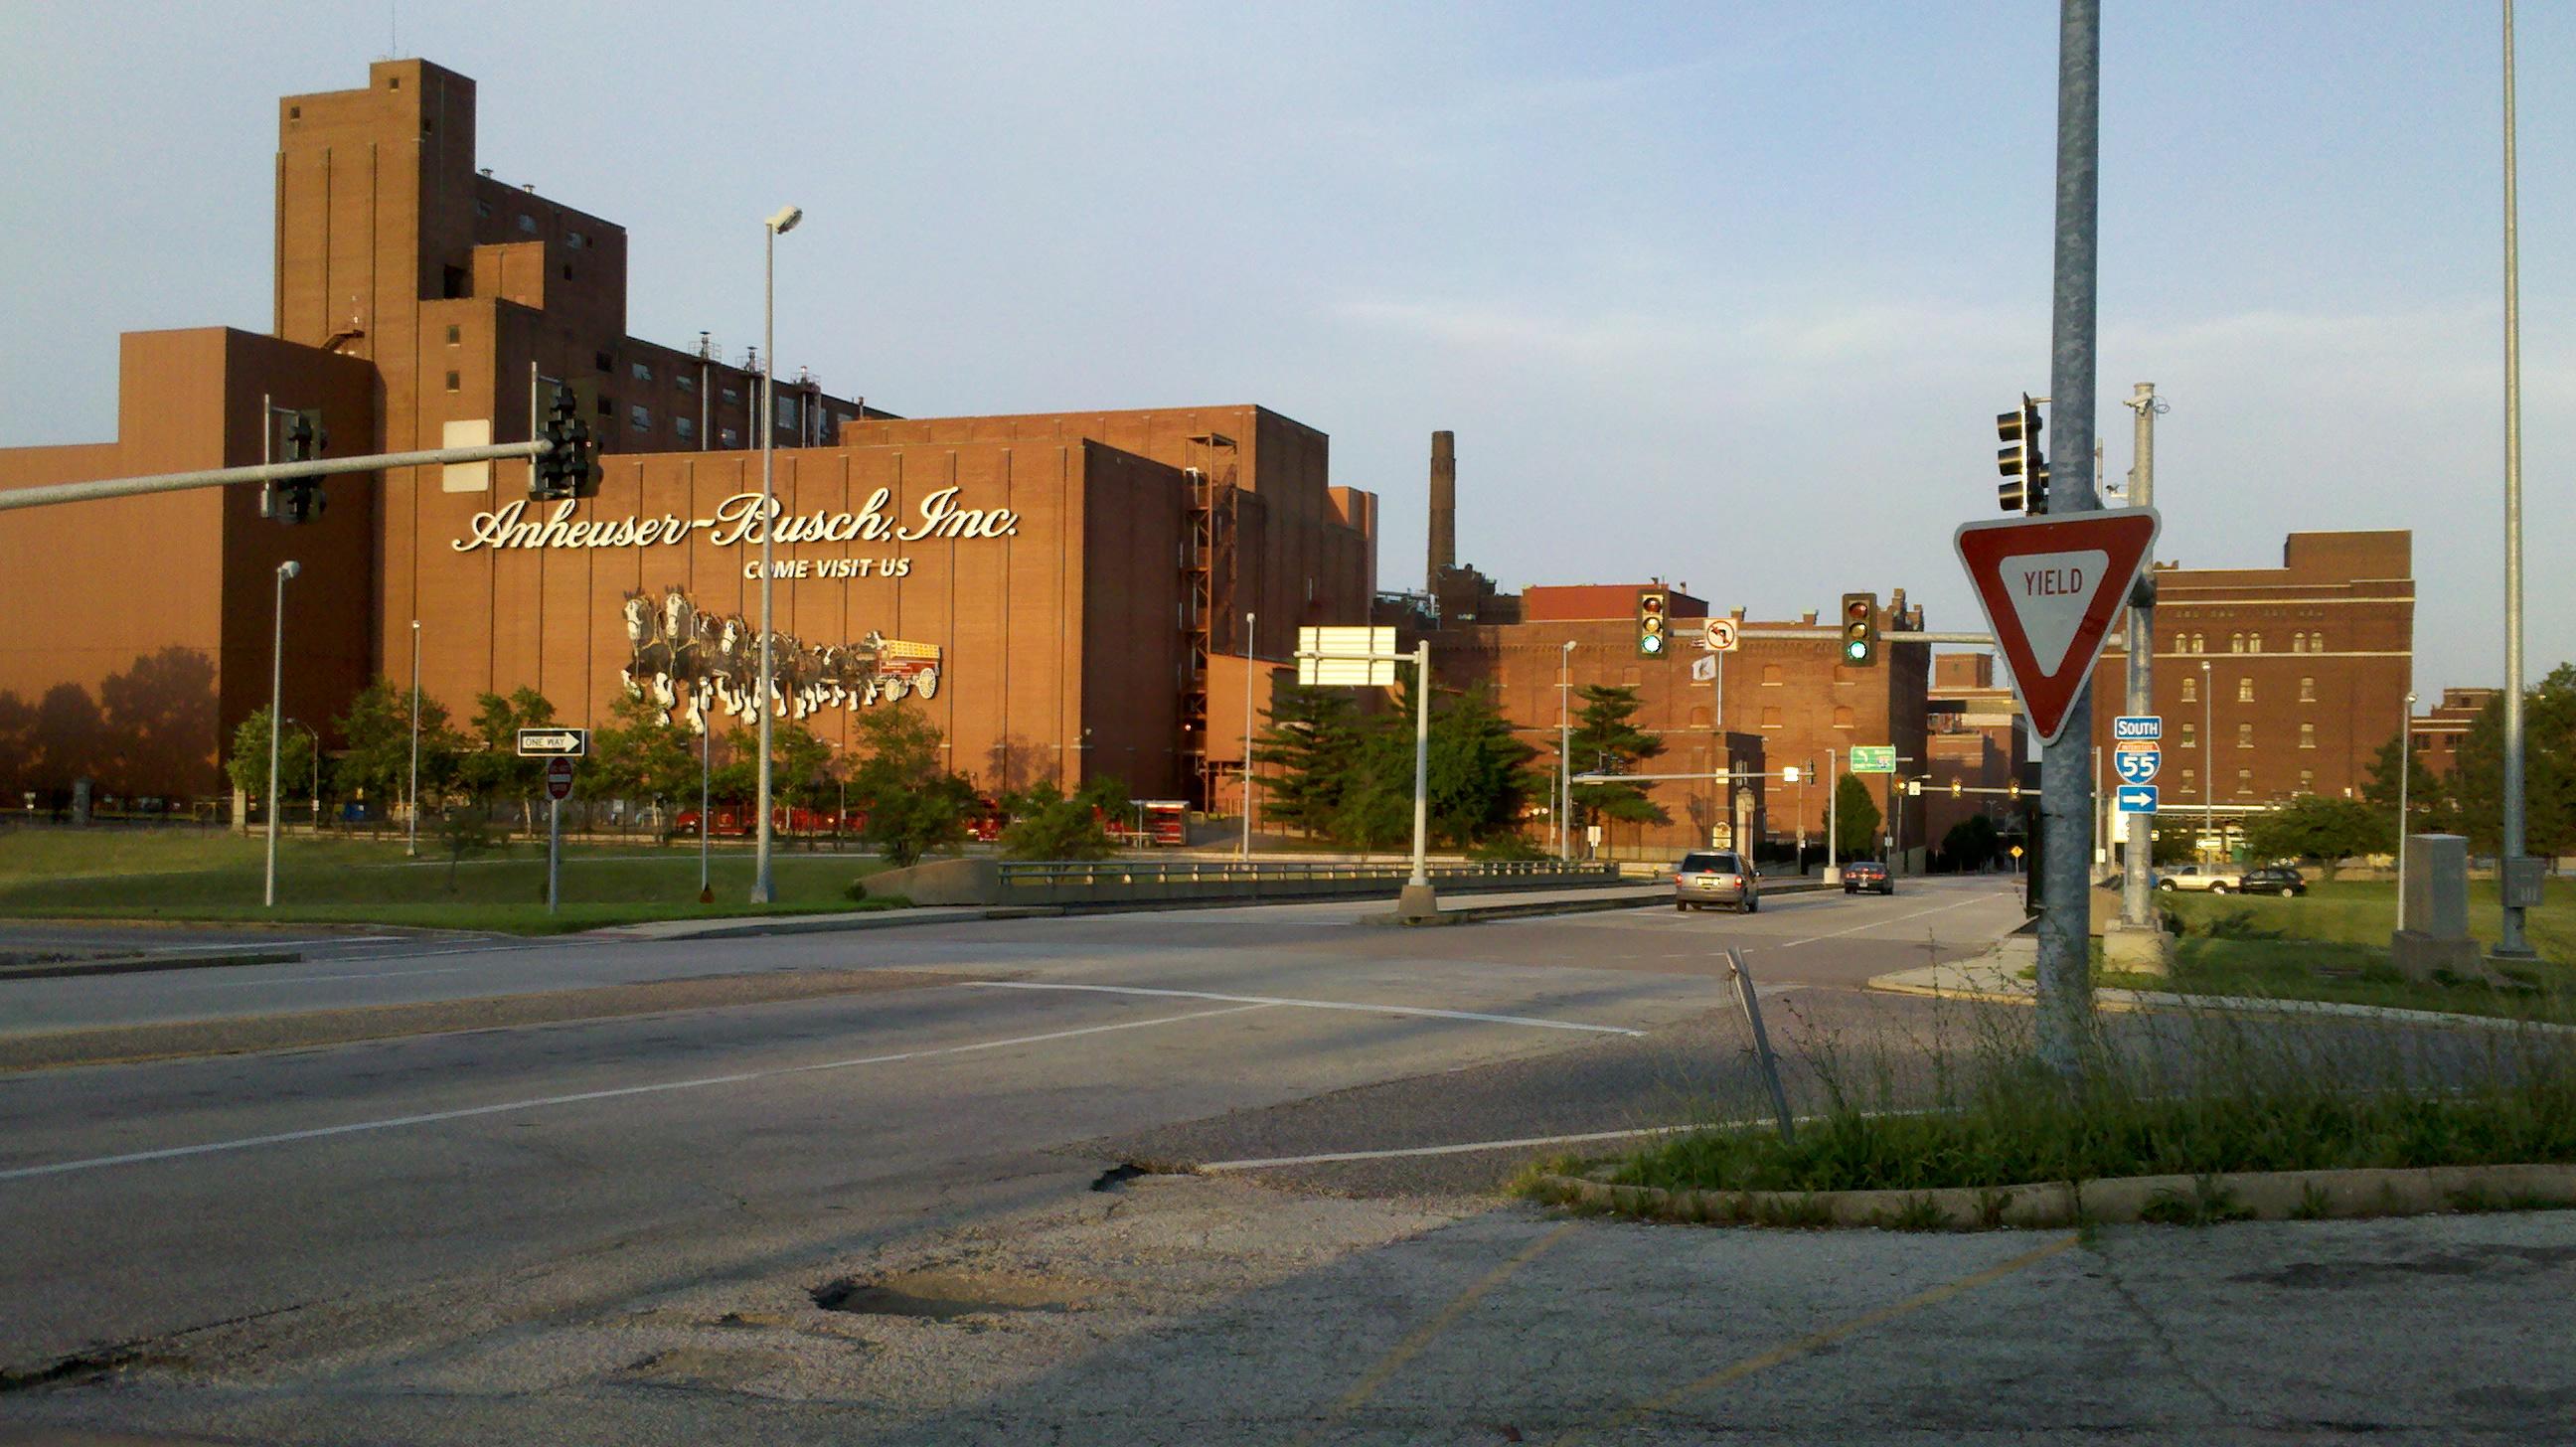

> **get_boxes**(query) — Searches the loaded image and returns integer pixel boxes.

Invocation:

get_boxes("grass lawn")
[2104,879,2576,1021]
[0,829,903,935]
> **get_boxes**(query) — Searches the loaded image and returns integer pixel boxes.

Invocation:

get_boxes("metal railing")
[995,858,1619,888]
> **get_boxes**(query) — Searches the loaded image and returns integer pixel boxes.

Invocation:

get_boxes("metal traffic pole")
[1558,641,1575,862]
[264,560,297,908]
[2497,0,2535,958]
[2119,384,2160,931]
[548,791,563,915]
[2035,0,2104,1077]
[1826,746,1840,882]
[406,619,422,859]
[1241,611,1256,861]
[1407,641,1432,888]
[2398,691,2417,933]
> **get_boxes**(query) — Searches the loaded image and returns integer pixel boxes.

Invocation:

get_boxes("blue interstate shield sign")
[2114,748,2160,785]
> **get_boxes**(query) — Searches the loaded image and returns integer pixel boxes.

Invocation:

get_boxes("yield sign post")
[1953,510,2161,744]
[543,757,575,914]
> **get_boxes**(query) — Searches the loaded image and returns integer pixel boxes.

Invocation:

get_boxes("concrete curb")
[1366,878,1841,927]
[0,949,304,982]
[1866,960,2576,1035]
[1532,1161,2576,1230]
[622,906,1058,941]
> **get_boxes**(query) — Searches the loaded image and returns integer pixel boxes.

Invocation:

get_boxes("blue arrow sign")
[2114,748,2160,785]
[2116,785,2159,815]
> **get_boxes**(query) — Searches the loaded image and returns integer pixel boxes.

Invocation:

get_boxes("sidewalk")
[1868,935,2571,1033]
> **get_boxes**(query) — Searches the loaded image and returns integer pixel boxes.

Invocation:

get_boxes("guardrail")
[994,859,1618,888]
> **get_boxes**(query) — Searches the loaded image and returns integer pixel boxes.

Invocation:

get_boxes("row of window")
[2167,768,2318,796]
[2177,676,2322,704]
[2172,721,2321,749]
[2174,630,2329,654]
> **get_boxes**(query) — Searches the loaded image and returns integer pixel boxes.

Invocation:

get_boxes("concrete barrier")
[869,857,1625,909]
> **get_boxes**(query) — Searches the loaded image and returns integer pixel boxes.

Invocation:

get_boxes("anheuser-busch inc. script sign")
[451,485,1020,556]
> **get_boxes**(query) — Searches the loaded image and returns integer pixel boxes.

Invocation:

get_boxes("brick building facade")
[0,60,1376,809]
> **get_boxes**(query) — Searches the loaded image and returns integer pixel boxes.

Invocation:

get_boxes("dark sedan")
[2241,865,2308,897]
[1843,861,1893,895]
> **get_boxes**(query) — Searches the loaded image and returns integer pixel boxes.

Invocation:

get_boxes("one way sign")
[516,727,590,758]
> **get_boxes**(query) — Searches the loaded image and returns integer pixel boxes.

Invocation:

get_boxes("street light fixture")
[750,201,801,906]
[264,560,298,908]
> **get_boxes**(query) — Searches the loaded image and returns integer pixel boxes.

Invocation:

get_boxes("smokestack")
[1427,430,1456,592]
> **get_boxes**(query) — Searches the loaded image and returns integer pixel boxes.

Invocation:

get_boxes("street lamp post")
[1558,641,1575,861]
[264,561,298,908]
[750,202,802,906]
[2498,0,2535,958]
[406,618,421,858]
[2202,659,2214,855]
[1241,611,1256,861]
[1799,759,1811,873]
[2398,691,2418,931]
[1826,746,1840,883]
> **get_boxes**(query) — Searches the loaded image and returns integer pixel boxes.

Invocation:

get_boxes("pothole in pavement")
[809,1269,1085,1321]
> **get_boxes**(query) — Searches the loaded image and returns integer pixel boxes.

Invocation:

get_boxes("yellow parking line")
[1286,1221,1581,1445]
[1543,1233,2079,1444]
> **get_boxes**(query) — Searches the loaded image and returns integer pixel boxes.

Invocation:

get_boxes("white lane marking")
[0,1003,1271,1183]
[1201,1124,1700,1171]
[199,966,471,990]
[965,980,1642,1037]
[1772,890,2013,949]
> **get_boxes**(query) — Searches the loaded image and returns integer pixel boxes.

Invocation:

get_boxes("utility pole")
[2037,0,2104,1076]
[1241,611,1256,861]
[1827,746,1840,880]
[2115,384,2167,964]
[2497,0,2536,958]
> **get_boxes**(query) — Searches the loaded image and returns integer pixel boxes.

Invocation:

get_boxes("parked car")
[1843,861,1894,895]
[2240,865,2308,897]
[2155,863,2244,893]
[1675,850,1759,913]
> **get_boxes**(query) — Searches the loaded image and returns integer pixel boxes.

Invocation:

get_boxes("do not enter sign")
[545,756,575,801]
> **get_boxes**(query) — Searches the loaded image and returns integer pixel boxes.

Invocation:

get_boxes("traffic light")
[1951,779,1964,799]
[532,387,599,501]
[1840,591,1877,666]
[1636,588,1669,658]
[262,408,326,525]
[1996,393,2047,514]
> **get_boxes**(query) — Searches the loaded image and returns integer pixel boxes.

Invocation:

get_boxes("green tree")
[1833,774,1882,861]
[1251,680,1371,836]
[2245,794,2389,878]
[457,688,558,828]
[1567,685,1668,835]
[1941,813,2001,872]
[999,779,1119,860]
[1424,683,1540,847]
[332,679,462,822]
[845,704,978,866]
[224,706,316,815]
[589,692,700,833]
[2446,665,2576,855]
[2359,730,2456,840]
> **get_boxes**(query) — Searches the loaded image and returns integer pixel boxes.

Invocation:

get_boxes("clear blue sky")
[3,1,2568,694]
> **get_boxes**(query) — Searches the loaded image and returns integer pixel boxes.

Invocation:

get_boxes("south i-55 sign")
[2114,746,2160,785]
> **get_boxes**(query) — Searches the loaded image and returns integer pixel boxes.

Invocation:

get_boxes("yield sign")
[1954,509,2160,745]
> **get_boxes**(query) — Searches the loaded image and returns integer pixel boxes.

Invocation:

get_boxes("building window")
[2311,630,2324,650]
[676,373,696,396]
[517,214,538,235]
[2180,768,2196,791]
[2291,634,2304,654]
[1833,706,1855,728]
[561,264,573,281]
[2237,677,2254,704]
[722,387,741,405]
[2190,633,2205,653]
[475,199,491,220]
[2300,723,2317,749]
[597,394,615,418]
[595,351,614,373]
[775,395,799,427]
[2179,721,2196,748]
[2236,768,2253,794]
[445,325,461,346]
[566,230,586,249]
[630,404,652,432]
[2250,632,2263,653]
[2230,633,2245,653]
[1760,706,1784,729]
[2299,769,2315,792]
[1688,706,1712,727]
[631,361,654,383]
[1762,664,1784,686]
[443,371,459,393]
[720,428,740,447]
[2300,676,2316,703]
[675,416,696,442]
[2237,722,2254,749]
[2180,676,2197,704]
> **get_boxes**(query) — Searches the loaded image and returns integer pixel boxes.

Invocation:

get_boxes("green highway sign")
[1850,746,1896,774]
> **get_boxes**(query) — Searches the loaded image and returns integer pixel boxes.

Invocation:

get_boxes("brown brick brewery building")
[0,60,1375,809]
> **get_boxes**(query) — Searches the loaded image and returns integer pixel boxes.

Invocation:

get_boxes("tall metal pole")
[1241,611,1255,860]
[2398,692,2417,932]
[264,562,295,908]
[2035,0,2103,1075]
[751,208,796,904]
[1827,746,1839,878]
[1410,642,1431,886]
[2497,0,2534,958]
[406,618,421,858]
[1559,641,1575,861]
[2203,659,2214,849]
[699,726,712,898]
[2119,384,2158,929]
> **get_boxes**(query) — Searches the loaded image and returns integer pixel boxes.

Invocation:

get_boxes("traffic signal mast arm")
[0,436,562,514]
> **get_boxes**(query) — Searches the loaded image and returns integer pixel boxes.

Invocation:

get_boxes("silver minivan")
[1674,850,1759,913]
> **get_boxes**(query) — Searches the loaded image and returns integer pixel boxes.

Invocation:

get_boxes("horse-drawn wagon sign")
[617,588,940,734]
